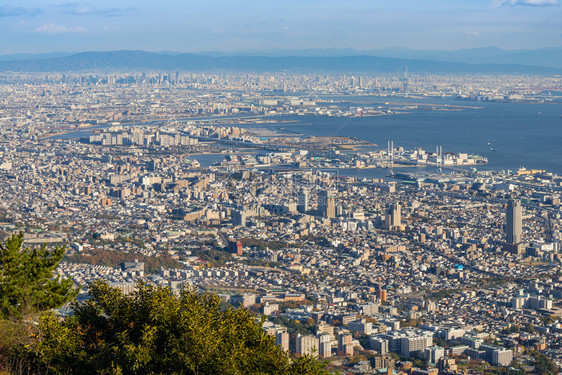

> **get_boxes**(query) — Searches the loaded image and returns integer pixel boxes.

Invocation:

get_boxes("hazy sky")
[0,0,560,54]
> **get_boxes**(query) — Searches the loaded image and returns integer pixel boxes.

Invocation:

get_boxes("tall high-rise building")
[147,159,159,172]
[492,348,513,366]
[318,334,332,358]
[319,189,336,218]
[506,200,522,244]
[385,203,401,229]
[275,331,289,352]
[232,210,247,227]
[298,188,309,213]
[227,239,243,256]
[337,332,354,356]
[296,334,318,356]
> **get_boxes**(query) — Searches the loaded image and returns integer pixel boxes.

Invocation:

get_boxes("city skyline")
[0,0,561,371]
[0,0,560,54]
[0,63,561,370]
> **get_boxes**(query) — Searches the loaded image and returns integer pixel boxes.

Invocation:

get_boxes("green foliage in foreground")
[0,232,77,319]
[19,281,329,375]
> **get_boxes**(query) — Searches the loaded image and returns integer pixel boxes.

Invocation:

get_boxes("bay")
[51,97,562,175]
[263,99,562,175]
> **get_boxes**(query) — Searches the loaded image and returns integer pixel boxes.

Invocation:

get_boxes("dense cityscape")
[0,69,561,374]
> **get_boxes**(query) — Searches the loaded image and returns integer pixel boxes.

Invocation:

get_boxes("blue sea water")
[265,99,562,175]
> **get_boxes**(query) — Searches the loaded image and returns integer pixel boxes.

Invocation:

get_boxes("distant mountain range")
[207,46,562,69]
[0,48,560,74]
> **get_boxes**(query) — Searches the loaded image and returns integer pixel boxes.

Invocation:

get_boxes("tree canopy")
[0,232,77,319]
[530,350,558,375]
[21,281,329,375]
